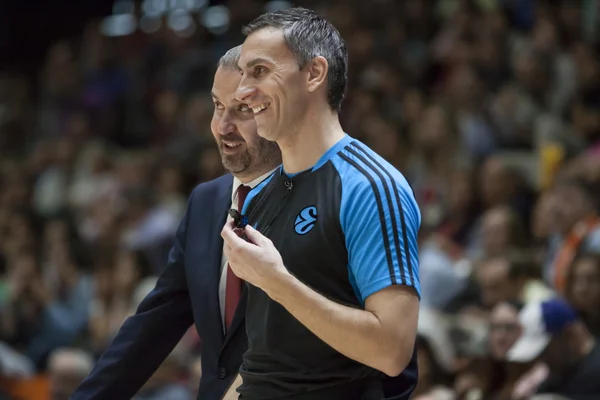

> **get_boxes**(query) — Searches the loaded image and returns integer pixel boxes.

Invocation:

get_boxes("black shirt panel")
[240,163,383,399]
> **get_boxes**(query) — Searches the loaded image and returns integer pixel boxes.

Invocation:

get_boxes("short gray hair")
[242,7,348,111]
[217,45,242,70]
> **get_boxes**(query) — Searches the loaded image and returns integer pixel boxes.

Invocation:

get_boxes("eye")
[213,101,224,111]
[253,66,268,77]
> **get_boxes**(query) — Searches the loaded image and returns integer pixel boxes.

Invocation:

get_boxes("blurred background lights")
[176,23,196,38]
[113,0,135,15]
[142,0,168,17]
[185,0,208,12]
[265,0,292,13]
[167,0,187,11]
[104,0,223,37]
[139,14,162,34]
[167,9,196,37]
[201,5,230,36]
[100,13,137,37]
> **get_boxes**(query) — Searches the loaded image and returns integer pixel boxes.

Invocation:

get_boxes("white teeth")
[252,103,268,114]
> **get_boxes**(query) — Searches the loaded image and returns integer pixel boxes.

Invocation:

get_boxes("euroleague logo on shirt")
[294,206,318,235]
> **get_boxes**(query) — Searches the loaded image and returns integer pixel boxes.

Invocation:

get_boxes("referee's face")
[211,67,280,180]
[236,28,309,142]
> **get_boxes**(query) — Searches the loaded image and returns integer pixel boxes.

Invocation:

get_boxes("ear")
[306,56,328,94]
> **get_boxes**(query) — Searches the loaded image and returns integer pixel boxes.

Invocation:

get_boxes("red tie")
[224,184,251,331]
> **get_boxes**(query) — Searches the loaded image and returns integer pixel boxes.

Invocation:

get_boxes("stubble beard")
[219,138,280,177]
[220,147,252,175]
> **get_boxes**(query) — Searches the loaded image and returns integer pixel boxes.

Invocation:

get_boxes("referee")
[222,7,421,400]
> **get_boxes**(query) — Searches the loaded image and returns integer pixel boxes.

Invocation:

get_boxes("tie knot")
[237,185,251,212]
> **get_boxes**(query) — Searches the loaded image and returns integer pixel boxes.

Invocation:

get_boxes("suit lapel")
[206,175,233,344]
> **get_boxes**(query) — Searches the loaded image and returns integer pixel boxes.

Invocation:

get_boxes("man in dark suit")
[70,45,281,400]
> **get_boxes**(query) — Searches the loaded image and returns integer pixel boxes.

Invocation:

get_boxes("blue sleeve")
[337,153,421,303]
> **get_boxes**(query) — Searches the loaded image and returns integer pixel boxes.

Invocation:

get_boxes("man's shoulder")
[330,139,412,195]
[329,138,420,227]
[189,174,233,200]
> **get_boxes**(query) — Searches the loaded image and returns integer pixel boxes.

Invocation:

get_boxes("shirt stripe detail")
[350,141,415,287]
[345,144,407,285]
[337,151,397,285]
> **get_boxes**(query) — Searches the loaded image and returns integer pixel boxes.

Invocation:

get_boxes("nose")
[218,112,236,136]
[235,76,257,103]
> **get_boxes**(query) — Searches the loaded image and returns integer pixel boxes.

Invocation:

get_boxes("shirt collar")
[231,168,278,205]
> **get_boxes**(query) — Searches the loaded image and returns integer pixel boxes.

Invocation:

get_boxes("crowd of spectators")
[1,0,600,399]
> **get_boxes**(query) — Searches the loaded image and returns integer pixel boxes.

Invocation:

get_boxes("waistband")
[239,378,383,400]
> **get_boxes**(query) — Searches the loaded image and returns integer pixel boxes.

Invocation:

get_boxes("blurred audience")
[47,348,93,400]
[507,298,600,400]
[565,252,600,336]
[1,0,600,399]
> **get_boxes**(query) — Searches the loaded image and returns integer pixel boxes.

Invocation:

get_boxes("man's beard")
[219,145,252,174]
[218,137,279,175]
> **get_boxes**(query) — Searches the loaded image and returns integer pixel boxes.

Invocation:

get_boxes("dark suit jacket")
[71,173,416,400]
[72,174,245,400]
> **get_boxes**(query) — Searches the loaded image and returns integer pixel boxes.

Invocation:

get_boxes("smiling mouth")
[222,141,243,149]
[252,103,270,115]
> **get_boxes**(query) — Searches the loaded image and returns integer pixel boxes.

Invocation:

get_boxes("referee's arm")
[267,179,421,377]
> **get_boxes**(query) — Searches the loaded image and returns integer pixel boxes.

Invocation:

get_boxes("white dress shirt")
[218,169,277,333]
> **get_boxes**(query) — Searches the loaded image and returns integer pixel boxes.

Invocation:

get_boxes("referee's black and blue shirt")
[239,134,421,400]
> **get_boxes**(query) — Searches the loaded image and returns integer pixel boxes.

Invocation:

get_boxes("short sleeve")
[339,165,421,303]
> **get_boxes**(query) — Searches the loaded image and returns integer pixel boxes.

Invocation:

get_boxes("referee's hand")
[222,221,289,293]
